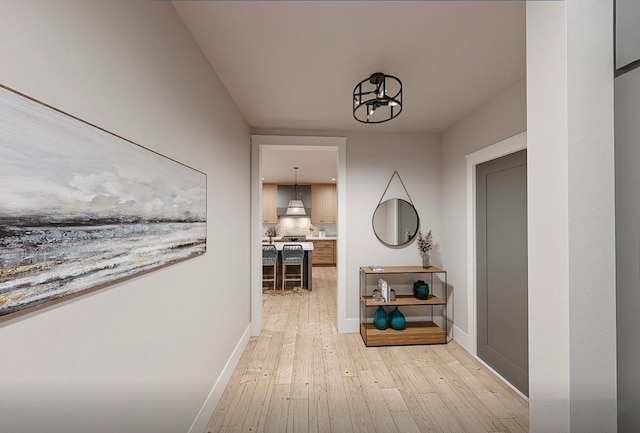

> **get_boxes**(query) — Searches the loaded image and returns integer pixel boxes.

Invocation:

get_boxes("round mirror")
[372,199,420,247]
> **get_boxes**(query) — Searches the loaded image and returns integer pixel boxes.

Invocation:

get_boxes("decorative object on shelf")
[378,278,390,302]
[286,167,306,215]
[353,72,402,124]
[265,226,277,243]
[374,306,388,330]
[389,288,397,301]
[372,288,383,301]
[372,171,420,247]
[416,229,433,268]
[413,280,430,300]
[388,306,406,330]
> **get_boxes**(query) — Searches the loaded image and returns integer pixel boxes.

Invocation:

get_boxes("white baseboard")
[473,354,529,401]
[340,317,360,333]
[187,324,251,433]
[452,324,473,354]
[452,325,528,401]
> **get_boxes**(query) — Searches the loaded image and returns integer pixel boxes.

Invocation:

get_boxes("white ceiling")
[261,146,338,184]
[173,1,526,182]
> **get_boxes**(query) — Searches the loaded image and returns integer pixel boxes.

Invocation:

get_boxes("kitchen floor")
[206,266,528,433]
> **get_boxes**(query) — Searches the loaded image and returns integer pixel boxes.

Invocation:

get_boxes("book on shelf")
[378,278,390,302]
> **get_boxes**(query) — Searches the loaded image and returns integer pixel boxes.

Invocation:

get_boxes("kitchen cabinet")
[262,183,278,224]
[311,239,336,266]
[359,266,447,346]
[311,184,336,224]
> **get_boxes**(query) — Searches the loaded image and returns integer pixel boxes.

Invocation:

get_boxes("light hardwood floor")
[205,267,529,433]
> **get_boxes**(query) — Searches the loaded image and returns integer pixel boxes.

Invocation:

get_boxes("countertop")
[268,241,314,251]
[262,236,337,241]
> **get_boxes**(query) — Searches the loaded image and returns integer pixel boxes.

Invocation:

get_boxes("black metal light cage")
[353,72,403,124]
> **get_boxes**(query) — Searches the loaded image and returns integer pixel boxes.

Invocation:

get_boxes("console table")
[359,266,447,346]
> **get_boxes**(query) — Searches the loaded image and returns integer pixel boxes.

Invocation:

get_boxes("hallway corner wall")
[0,2,251,432]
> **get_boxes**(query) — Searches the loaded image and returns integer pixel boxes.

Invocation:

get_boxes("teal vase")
[413,280,430,300]
[388,307,406,330]
[374,306,387,330]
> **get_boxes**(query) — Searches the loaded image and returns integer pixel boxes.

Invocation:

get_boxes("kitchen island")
[261,236,338,241]
[268,242,314,291]
[306,237,337,266]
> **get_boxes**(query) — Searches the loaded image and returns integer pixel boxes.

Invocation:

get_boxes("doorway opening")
[251,135,347,337]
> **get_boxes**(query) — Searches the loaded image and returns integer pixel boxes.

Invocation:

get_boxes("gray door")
[476,149,528,396]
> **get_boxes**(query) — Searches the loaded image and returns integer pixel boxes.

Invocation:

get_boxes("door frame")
[250,135,347,336]
[463,132,527,355]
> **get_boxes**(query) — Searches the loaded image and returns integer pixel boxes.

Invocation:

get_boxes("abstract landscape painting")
[0,85,206,318]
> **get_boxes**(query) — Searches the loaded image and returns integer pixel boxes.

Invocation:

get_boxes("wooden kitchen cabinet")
[311,184,336,224]
[262,183,278,224]
[311,240,336,266]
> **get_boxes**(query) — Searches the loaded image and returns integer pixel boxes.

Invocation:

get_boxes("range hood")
[277,185,311,216]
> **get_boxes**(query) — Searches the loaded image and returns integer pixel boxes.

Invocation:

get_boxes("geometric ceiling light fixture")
[286,166,306,215]
[353,72,402,124]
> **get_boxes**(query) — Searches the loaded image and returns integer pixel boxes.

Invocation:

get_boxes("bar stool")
[281,244,304,291]
[262,244,278,291]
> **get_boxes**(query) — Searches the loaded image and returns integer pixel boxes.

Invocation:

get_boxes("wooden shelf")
[359,265,448,347]
[360,294,445,307]
[360,321,446,346]
[361,265,445,274]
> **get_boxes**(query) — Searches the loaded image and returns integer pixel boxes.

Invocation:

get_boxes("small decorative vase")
[413,280,430,300]
[388,307,406,330]
[374,306,387,330]
[422,253,430,268]
[269,236,273,244]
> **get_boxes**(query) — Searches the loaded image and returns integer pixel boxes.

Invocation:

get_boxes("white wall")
[527,1,616,432]
[345,132,440,321]
[0,2,251,433]
[440,79,527,345]
[252,129,440,329]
